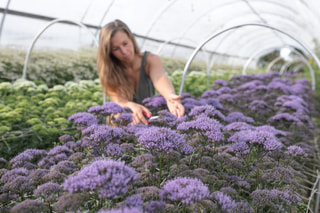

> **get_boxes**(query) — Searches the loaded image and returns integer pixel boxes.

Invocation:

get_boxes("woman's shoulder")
[145,51,161,64]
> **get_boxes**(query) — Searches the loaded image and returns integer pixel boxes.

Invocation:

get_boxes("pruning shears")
[143,112,159,122]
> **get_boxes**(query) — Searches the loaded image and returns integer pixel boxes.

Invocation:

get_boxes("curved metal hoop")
[242,45,315,89]
[22,18,99,79]
[179,23,320,94]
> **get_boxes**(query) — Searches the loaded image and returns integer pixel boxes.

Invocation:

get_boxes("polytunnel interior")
[1,0,320,212]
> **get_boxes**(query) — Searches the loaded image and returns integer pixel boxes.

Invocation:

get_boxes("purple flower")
[98,208,142,213]
[255,125,286,137]
[63,159,137,199]
[250,189,301,210]
[285,145,308,157]
[234,201,254,213]
[281,100,309,113]
[83,125,128,144]
[225,112,254,124]
[59,134,74,143]
[275,95,308,107]
[160,177,209,205]
[261,166,296,185]
[180,98,204,113]
[105,143,124,157]
[37,156,56,169]
[88,101,124,116]
[203,98,225,110]
[123,194,143,209]
[237,80,264,90]
[213,79,228,88]
[177,116,224,143]
[136,186,160,200]
[145,200,166,213]
[10,199,49,213]
[119,112,133,123]
[218,94,235,104]
[9,149,47,169]
[201,90,220,99]
[125,123,148,134]
[228,130,283,152]
[231,142,249,156]
[3,176,35,195]
[143,94,167,110]
[248,100,272,115]
[28,168,49,185]
[214,191,237,213]
[267,80,291,94]
[0,168,29,183]
[54,193,89,212]
[147,110,177,127]
[217,86,232,94]
[137,126,193,154]
[68,112,98,127]
[34,182,62,202]
[223,122,255,133]
[43,169,67,183]
[50,160,78,175]
[267,113,301,123]
[188,105,225,122]
[0,158,7,169]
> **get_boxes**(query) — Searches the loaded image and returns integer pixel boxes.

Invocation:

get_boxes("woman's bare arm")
[147,53,185,117]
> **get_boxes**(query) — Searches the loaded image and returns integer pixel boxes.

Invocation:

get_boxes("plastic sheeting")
[1,0,320,64]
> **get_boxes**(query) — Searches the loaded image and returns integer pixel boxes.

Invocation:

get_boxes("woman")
[97,19,185,125]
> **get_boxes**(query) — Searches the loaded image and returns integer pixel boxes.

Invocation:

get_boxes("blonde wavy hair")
[97,19,140,100]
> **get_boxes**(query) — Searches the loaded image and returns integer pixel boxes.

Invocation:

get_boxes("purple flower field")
[0,72,318,212]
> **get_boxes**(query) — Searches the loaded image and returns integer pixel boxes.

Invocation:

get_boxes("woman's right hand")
[127,102,152,125]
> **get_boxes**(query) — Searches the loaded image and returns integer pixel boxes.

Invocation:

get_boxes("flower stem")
[158,152,163,188]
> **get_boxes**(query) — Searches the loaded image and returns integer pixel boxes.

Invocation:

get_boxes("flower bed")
[0,72,318,212]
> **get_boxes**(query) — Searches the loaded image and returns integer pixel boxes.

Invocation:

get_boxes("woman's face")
[110,30,135,63]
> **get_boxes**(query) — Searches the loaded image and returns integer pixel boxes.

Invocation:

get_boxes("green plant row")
[0,79,103,160]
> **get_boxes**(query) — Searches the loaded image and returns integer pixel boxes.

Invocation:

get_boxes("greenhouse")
[1,0,320,212]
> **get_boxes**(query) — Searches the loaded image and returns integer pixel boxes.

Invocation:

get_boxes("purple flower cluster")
[223,122,255,133]
[248,100,272,115]
[88,101,124,116]
[137,126,193,154]
[98,207,142,213]
[250,189,301,211]
[10,199,49,213]
[213,79,228,88]
[58,134,74,143]
[188,105,225,122]
[267,112,301,124]
[2,71,316,212]
[177,116,224,143]
[201,90,220,99]
[123,194,143,209]
[214,191,236,212]
[33,182,62,202]
[143,94,167,110]
[228,130,283,152]
[144,200,166,213]
[68,112,98,127]
[63,159,137,199]
[285,145,308,157]
[9,149,47,169]
[160,177,209,205]
[225,112,254,124]
[83,125,127,144]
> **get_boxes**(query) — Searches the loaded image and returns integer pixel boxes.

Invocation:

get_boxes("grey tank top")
[133,51,155,104]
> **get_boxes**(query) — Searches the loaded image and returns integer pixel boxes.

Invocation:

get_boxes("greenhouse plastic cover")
[1,0,320,64]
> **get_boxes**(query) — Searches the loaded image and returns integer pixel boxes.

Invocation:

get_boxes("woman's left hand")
[166,94,185,118]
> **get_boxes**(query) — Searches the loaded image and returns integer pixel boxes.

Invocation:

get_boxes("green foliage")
[0,48,98,87]
[0,79,103,160]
